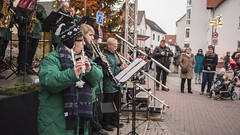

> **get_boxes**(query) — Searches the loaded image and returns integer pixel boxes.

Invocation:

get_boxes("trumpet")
[91,41,118,84]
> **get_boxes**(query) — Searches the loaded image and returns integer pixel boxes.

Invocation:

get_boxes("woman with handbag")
[179,47,196,93]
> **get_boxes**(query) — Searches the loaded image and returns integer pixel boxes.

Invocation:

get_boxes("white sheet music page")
[115,58,147,83]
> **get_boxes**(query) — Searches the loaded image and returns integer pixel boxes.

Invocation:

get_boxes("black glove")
[36,12,42,18]
[94,57,108,69]
[0,13,3,18]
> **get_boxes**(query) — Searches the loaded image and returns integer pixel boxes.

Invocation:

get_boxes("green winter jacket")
[52,9,80,44]
[15,4,47,39]
[38,47,103,135]
[0,1,13,40]
[103,49,121,93]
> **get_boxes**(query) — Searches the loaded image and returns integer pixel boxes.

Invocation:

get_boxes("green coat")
[103,49,121,93]
[52,9,80,44]
[0,1,13,40]
[15,4,47,39]
[38,47,103,135]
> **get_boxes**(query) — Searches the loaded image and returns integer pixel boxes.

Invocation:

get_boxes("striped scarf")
[58,43,93,132]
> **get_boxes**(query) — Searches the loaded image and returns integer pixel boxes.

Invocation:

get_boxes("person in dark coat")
[173,50,180,73]
[194,49,204,84]
[179,47,195,93]
[200,45,218,95]
[15,0,47,75]
[224,51,230,71]
[153,39,173,91]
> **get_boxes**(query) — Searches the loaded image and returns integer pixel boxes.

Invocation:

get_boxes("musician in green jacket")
[0,0,14,79]
[15,0,47,75]
[102,38,127,131]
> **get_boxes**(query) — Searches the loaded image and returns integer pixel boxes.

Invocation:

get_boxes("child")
[215,68,226,90]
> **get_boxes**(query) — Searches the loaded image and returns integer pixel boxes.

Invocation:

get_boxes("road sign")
[212,32,218,38]
[96,11,103,25]
[213,38,218,45]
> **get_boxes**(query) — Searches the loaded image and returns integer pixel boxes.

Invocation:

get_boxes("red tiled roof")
[207,0,225,9]
[165,35,176,45]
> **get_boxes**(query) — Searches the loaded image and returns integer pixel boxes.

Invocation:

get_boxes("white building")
[137,11,166,49]
[145,19,166,49]
[176,0,240,59]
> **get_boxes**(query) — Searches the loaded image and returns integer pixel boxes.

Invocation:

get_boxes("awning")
[137,34,150,41]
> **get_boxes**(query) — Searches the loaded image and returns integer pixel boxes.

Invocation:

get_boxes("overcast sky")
[138,0,187,34]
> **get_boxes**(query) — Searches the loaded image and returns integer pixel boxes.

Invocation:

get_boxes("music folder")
[115,58,147,83]
[43,11,74,31]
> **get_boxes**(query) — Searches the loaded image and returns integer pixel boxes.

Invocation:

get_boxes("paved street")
[141,69,240,135]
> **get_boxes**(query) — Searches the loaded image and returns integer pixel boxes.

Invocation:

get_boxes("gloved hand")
[36,12,42,18]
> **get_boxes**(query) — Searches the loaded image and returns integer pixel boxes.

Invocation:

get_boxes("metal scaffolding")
[124,0,138,59]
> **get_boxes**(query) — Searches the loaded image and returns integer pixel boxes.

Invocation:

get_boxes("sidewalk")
[143,68,240,135]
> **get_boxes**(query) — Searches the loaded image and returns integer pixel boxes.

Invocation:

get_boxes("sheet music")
[115,58,146,83]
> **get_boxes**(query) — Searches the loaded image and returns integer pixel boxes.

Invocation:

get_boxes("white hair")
[106,38,118,46]
[60,1,69,9]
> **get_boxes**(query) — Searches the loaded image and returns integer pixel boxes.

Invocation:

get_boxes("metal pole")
[114,33,171,73]
[124,0,129,59]
[133,0,138,60]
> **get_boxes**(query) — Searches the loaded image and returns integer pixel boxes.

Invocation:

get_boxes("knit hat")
[208,45,214,52]
[55,23,82,49]
[60,1,69,8]
[186,47,192,51]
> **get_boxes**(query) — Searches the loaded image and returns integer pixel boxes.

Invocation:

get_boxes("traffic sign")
[212,32,218,38]
[213,38,218,45]
[96,11,103,25]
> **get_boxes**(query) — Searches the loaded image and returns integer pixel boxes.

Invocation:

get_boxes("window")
[153,34,155,40]
[185,28,190,38]
[168,39,173,42]
[158,35,160,41]
[184,44,190,48]
[187,0,192,6]
[186,9,191,25]
[238,41,240,48]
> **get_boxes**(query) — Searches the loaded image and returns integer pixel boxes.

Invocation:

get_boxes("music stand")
[43,11,74,51]
[115,58,147,135]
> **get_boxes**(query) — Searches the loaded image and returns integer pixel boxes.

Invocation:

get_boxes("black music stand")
[43,11,73,51]
[115,58,147,135]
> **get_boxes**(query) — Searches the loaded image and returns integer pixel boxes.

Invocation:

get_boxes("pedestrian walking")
[179,47,195,93]
[224,51,230,71]
[200,45,218,95]
[173,50,180,73]
[194,49,204,84]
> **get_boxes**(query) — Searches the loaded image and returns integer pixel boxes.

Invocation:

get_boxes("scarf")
[186,53,191,58]
[206,51,216,58]
[58,43,93,132]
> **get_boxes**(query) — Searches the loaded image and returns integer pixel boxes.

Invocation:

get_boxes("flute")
[91,41,118,84]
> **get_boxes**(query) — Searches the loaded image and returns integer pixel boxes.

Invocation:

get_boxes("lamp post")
[210,15,222,47]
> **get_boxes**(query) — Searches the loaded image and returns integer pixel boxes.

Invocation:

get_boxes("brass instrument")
[0,0,16,28]
[27,4,38,34]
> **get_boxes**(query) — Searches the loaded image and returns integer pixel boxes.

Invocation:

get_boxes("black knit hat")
[55,23,82,49]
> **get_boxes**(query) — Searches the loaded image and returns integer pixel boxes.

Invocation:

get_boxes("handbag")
[181,68,188,73]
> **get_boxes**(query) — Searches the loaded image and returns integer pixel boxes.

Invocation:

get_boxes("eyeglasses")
[75,39,83,42]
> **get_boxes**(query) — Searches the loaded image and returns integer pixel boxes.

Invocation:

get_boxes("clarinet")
[91,41,118,84]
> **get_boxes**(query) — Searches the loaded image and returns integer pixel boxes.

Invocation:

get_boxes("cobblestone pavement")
[142,69,240,135]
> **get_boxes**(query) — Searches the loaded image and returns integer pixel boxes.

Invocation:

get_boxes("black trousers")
[156,65,168,89]
[17,36,39,70]
[181,78,192,92]
[0,37,9,67]
[102,92,119,125]
[91,94,103,131]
